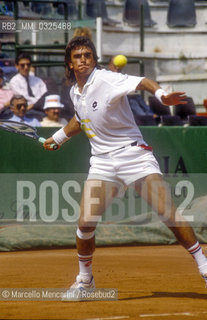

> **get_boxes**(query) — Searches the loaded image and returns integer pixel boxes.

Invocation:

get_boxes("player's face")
[16,58,31,77]
[68,46,96,77]
[11,98,27,117]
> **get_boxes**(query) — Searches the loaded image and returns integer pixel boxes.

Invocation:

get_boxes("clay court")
[0,245,207,320]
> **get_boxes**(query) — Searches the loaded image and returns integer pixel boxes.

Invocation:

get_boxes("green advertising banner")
[1,127,207,174]
[0,127,207,250]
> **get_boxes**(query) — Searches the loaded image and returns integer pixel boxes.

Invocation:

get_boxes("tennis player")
[44,37,207,296]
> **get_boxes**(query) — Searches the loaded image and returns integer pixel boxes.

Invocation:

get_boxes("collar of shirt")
[10,114,25,122]
[18,73,28,82]
[73,67,97,96]
[18,73,35,84]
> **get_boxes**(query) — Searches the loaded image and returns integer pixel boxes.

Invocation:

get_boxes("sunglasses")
[19,63,31,68]
[16,103,28,110]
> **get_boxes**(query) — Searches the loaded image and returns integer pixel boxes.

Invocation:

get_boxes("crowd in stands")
[1,0,203,28]
[0,46,201,128]
[0,60,73,127]
[0,18,205,127]
[0,30,158,128]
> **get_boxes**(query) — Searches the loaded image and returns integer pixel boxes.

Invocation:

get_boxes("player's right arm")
[43,115,81,151]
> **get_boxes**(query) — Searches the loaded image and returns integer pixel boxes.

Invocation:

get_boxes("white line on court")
[139,311,207,318]
[83,317,129,320]
[139,313,192,318]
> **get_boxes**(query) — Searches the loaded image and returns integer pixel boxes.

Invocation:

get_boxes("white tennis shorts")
[87,144,162,196]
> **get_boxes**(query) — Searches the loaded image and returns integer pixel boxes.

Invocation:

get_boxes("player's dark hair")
[64,36,101,85]
[10,94,27,106]
[15,52,32,65]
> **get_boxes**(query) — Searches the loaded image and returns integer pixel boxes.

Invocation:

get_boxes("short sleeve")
[102,71,145,103]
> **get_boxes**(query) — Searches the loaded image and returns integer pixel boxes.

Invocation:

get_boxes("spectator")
[8,94,41,126]
[41,95,68,127]
[128,94,154,116]
[9,53,47,112]
[108,55,154,117]
[72,27,92,40]
[108,55,126,73]
[0,68,14,113]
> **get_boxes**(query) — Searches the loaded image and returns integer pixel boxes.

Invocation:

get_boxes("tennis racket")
[0,120,58,150]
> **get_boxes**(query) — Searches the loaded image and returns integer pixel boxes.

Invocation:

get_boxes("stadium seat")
[4,1,14,12]
[123,0,157,27]
[174,97,196,120]
[159,115,183,126]
[134,115,157,126]
[31,3,52,15]
[56,0,77,18]
[86,0,107,18]
[86,0,119,25]
[187,115,207,126]
[167,0,197,28]
[148,96,171,116]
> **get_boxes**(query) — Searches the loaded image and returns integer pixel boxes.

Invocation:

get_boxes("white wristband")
[52,127,70,145]
[155,88,168,104]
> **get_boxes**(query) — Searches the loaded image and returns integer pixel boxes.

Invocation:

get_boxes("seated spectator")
[0,68,14,112]
[128,93,154,116]
[41,95,68,127]
[8,94,41,126]
[9,53,47,113]
[108,55,154,117]
[108,56,126,73]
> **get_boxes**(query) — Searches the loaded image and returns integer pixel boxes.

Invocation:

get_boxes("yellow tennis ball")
[113,55,128,68]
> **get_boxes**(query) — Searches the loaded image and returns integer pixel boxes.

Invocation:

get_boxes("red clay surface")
[0,245,207,320]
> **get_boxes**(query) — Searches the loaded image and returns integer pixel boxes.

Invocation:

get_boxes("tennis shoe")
[61,274,95,301]
[198,262,207,287]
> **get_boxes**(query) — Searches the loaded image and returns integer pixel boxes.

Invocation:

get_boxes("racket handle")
[38,137,59,150]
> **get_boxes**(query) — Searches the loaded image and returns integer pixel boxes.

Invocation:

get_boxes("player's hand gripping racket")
[0,120,59,150]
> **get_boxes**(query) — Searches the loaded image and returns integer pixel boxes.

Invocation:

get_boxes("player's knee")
[77,227,95,240]
[79,215,97,233]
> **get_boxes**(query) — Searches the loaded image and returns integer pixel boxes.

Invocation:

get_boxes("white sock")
[78,254,93,279]
[188,242,207,268]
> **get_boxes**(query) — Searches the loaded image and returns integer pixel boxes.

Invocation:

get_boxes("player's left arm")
[136,77,187,106]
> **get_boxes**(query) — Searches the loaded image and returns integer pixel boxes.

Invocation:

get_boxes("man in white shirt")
[44,36,207,296]
[9,94,41,126]
[9,53,47,112]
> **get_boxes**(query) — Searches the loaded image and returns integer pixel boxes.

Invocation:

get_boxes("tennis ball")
[113,55,128,68]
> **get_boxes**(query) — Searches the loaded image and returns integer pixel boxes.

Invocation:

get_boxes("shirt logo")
[92,101,98,111]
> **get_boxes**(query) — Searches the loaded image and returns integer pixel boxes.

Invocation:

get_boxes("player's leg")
[134,173,207,285]
[72,179,119,290]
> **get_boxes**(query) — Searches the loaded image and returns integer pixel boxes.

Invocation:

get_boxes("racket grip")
[38,137,59,150]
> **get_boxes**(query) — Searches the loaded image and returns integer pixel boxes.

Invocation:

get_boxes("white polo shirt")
[70,68,146,155]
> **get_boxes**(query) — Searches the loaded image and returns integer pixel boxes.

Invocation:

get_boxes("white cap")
[43,95,64,110]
